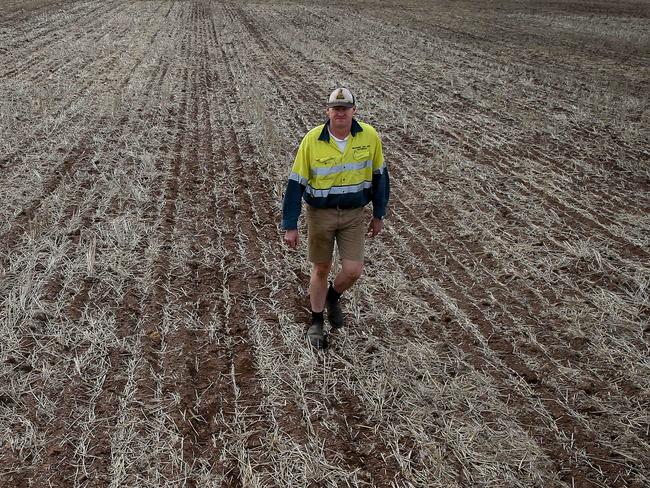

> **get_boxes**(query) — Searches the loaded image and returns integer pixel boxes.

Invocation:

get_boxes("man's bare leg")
[307,261,332,348]
[310,261,332,313]
[327,259,363,329]
[332,259,363,293]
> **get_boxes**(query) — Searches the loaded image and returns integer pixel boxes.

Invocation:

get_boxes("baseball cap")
[327,87,355,108]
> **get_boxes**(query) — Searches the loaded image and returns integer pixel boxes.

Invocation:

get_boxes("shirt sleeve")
[371,134,389,219]
[281,136,310,230]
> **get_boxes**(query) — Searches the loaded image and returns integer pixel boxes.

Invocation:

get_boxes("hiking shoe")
[326,299,345,330]
[306,319,327,349]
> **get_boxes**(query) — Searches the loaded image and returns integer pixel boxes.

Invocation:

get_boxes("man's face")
[326,105,356,131]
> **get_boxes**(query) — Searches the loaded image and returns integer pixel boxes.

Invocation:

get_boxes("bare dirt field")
[1,0,649,486]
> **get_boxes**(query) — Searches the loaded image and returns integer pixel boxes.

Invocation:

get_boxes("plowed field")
[1,1,649,487]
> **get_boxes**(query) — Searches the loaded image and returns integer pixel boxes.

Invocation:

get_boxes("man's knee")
[342,261,363,281]
[312,261,332,279]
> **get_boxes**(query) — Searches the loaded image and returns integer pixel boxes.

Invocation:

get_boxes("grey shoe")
[306,319,327,349]
[326,299,345,330]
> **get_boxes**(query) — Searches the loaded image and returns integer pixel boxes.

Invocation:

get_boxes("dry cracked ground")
[0,0,649,487]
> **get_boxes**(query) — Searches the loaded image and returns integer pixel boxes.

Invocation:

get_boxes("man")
[282,87,390,349]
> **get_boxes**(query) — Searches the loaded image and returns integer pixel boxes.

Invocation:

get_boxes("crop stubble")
[1,1,648,487]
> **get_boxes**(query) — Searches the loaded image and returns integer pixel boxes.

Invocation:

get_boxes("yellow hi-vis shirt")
[282,119,389,230]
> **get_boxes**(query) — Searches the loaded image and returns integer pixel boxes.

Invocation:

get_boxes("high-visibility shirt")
[282,119,390,230]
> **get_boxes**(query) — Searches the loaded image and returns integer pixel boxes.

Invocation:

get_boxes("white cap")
[327,87,355,108]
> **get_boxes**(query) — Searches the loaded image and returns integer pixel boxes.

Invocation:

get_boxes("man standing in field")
[282,87,390,349]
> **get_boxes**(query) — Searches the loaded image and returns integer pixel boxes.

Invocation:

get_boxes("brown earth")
[0,1,648,487]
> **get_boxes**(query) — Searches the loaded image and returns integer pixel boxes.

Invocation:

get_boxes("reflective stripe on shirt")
[305,180,372,198]
[311,159,372,177]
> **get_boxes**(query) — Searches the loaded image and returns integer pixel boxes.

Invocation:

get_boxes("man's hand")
[284,229,299,249]
[367,217,384,238]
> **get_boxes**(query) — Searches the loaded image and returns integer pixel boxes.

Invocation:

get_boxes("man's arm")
[282,178,305,249]
[282,137,310,247]
[371,133,389,221]
[371,168,389,219]
[282,177,306,231]
[368,166,388,238]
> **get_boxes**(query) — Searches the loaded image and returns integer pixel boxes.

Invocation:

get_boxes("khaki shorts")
[306,206,366,263]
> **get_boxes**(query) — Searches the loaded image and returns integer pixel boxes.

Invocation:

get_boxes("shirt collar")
[318,118,363,142]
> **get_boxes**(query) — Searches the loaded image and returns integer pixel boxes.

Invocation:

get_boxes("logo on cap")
[327,87,355,107]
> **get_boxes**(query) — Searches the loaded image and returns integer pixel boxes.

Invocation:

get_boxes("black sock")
[312,311,324,323]
[327,283,342,303]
